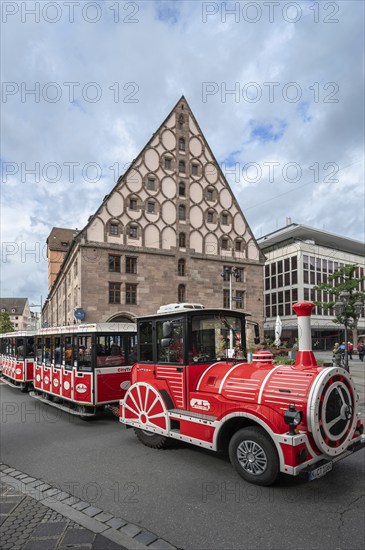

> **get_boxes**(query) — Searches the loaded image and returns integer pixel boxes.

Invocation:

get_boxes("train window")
[77,336,93,371]
[189,314,244,363]
[139,321,153,362]
[96,335,126,367]
[16,338,25,360]
[26,337,34,357]
[157,319,184,363]
[63,335,75,368]
[53,336,61,365]
[44,337,52,367]
[36,337,43,364]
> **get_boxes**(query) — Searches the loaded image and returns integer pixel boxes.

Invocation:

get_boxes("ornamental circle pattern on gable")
[106,193,124,217]
[144,149,160,171]
[234,213,246,235]
[126,169,143,193]
[161,200,177,224]
[190,182,203,203]
[161,129,176,150]
[189,136,203,157]
[189,205,204,229]
[161,176,176,199]
[205,163,218,183]
[220,188,233,209]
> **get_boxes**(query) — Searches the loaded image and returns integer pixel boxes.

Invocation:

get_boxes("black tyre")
[134,428,170,449]
[229,426,279,486]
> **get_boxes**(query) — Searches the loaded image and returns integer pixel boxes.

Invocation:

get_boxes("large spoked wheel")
[134,428,170,449]
[229,427,279,486]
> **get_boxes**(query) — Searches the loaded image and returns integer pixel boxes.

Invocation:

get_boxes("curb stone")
[0,462,176,550]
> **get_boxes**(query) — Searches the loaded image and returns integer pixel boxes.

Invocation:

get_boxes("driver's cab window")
[189,315,244,364]
[157,318,184,363]
[139,321,153,362]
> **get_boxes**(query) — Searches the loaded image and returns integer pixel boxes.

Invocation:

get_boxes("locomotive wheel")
[134,428,170,449]
[229,427,279,486]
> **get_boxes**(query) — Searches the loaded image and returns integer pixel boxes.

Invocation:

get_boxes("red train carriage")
[30,323,137,418]
[120,303,365,485]
[0,331,35,392]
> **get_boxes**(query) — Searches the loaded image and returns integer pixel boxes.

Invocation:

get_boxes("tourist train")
[0,323,136,418]
[1,302,364,484]
[119,302,365,485]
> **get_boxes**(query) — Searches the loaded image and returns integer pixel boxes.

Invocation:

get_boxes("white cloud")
[1,0,364,303]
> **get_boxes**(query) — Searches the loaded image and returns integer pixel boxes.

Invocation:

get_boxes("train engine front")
[120,302,365,485]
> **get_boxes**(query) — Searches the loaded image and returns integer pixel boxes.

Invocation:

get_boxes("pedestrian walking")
[333,342,343,367]
[358,342,365,362]
[347,342,353,360]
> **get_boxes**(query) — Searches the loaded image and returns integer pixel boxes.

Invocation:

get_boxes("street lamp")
[221,266,240,310]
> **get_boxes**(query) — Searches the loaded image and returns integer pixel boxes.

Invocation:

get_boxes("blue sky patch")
[155,1,181,24]
[249,120,287,142]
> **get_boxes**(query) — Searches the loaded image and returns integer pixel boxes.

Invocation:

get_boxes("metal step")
[168,408,217,422]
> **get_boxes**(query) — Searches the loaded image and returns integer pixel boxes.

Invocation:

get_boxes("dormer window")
[179,181,185,197]
[191,163,199,176]
[61,241,68,247]
[147,177,155,191]
[129,198,137,210]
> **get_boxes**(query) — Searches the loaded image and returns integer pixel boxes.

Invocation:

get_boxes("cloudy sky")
[1,0,364,306]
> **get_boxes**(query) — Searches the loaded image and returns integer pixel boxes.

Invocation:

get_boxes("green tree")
[0,311,14,333]
[314,264,365,346]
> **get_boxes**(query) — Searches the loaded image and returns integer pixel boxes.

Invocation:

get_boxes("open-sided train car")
[120,302,365,485]
[29,322,137,418]
[0,331,36,392]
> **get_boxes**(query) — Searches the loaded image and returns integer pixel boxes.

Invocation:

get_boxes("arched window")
[178,284,186,302]
[178,138,185,151]
[179,181,185,196]
[178,259,186,276]
[178,160,185,173]
[178,205,186,221]
[179,232,186,248]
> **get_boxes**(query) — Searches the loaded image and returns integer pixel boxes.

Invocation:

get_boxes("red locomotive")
[120,302,365,485]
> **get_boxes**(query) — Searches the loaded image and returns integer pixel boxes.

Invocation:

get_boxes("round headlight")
[293,411,303,425]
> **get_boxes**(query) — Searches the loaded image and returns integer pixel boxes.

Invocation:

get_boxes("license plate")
[308,462,333,481]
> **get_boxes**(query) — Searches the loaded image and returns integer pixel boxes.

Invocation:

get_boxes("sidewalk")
[0,465,176,550]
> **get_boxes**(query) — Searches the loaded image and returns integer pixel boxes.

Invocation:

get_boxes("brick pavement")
[0,465,176,550]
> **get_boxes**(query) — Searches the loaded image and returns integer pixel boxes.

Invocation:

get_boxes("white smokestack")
[292,302,316,369]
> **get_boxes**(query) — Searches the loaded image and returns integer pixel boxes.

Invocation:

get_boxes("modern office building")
[42,96,265,344]
[258,222,365,349]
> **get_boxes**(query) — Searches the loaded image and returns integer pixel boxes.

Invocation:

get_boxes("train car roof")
[0,331,36,338]
[36,322,136,335]
[137,308,251,321]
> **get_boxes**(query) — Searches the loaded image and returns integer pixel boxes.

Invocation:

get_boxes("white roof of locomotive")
[157,303,205,313]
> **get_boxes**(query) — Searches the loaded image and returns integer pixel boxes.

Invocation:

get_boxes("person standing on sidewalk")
[357,341,365,361]
[347,341,353,360]
[333,343,343,367]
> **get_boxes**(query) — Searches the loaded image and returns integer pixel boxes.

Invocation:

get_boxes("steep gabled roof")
[0,298,28,314]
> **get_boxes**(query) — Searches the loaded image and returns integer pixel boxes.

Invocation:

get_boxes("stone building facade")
[42,97,265,342]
